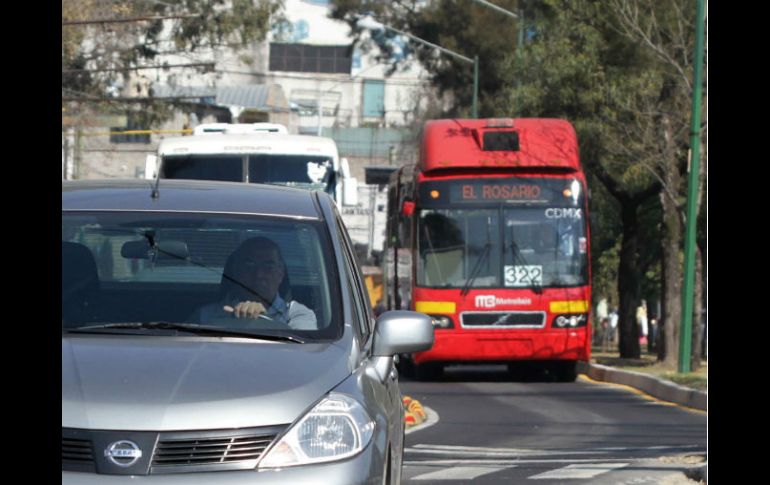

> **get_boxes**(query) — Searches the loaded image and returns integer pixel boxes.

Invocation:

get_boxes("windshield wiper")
[510,232,543,295]
[64,322,305,343]
[461,242,491,296]
[462,217,494,296]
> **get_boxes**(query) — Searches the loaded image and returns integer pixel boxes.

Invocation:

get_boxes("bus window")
[417,209,501,288]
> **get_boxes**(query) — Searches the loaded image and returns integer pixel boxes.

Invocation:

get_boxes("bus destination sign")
[457,183,542,201]
[419,178,582,206]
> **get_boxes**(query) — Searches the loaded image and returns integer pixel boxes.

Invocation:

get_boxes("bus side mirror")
[343,177,358,206]
[145,154,158,180]
[402,200,415,217]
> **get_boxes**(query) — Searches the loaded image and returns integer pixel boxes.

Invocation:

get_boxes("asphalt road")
[400,365,707,484]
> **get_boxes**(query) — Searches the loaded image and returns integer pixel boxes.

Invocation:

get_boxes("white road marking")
[409,443,608,457]
[411,465,511,481]
[528,463,628,480]
[406,458,633,466]
[406,459,523,466]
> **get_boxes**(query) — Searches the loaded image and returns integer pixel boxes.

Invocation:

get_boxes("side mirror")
[340,157,352,179]
[372,310,434,357]
[145,154,158,180]
[343,176,359,206]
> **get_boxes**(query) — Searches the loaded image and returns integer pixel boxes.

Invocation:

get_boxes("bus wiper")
[510,234,543,295]
[461,242,491,296]
[65,322,305,343]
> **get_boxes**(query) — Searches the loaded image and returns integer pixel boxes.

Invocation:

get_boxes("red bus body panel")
[422,118,580,172]
[412,287,591,365]
[387,118,592,366]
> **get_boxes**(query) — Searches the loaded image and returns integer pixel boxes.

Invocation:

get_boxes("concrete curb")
[577,362,707,412]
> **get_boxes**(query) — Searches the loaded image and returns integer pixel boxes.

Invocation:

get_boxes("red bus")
[384,118,591,381]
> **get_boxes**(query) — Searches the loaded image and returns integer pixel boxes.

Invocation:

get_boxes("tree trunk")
[657,254,667,362]
[617,203,641,358]
[659,117,683,368]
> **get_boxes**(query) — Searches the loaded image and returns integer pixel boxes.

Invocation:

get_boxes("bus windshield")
[417,205,588,289]
[161,154,335,195]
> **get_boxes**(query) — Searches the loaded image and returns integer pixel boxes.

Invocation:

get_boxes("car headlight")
[258,393,375,468]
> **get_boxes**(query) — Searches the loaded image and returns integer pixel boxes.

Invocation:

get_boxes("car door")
[333,207,404,483]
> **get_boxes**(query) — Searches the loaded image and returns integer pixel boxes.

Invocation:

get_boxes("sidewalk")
[581,346,707,411]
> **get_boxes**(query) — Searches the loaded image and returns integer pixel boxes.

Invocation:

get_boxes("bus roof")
[158,133,340,160]
[421,118,581,173]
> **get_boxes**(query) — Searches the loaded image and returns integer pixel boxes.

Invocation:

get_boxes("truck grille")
[461,311,545,328]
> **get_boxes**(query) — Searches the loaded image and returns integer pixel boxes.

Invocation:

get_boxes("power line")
[215,68,433,87]
[63,62,215,74]
[63,14,200,26]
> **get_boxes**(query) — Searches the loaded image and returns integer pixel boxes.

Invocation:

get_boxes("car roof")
[62,179,323,220]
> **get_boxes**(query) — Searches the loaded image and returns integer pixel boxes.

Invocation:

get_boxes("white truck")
[145,123,358,208]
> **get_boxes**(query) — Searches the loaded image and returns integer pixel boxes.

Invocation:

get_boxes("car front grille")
[62,437,94,465]
[461,311,546,328]
[62,426,285,475]
[152,433,277,467]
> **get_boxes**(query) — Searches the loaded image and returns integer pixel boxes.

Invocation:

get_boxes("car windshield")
[62,211,341,341]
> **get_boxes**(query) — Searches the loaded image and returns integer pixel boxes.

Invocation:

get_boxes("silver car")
[62,179,433,484]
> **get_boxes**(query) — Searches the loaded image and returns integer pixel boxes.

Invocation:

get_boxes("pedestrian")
[595,297,609,347]
[636,299,648,348]
[609,308,619,345]
[647,314,657,352]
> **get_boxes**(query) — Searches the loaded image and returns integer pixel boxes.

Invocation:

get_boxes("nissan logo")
[104,440,142,467]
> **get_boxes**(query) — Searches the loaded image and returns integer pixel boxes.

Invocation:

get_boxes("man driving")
[195,237,316,330]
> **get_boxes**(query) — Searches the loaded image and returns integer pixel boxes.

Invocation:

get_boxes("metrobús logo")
[475,296,532,308]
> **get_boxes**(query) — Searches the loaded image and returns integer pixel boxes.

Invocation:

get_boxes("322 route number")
[504,265,543,287]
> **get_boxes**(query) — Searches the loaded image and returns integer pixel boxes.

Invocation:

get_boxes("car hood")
[62,335,351,431]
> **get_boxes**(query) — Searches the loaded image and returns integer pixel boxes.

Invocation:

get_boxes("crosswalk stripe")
[411,465,512,481]
[528,463,628,480]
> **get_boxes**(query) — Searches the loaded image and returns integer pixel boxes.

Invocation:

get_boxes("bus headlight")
[258,393,375,468]
[553,314,588,328]
[429,315,454,329]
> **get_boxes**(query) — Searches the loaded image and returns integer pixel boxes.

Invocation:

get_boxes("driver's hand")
[224,301,267,319]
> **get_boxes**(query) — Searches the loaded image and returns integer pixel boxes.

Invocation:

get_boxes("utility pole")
[679,0,706,373]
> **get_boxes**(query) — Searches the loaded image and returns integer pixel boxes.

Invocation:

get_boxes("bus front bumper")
[412,328,589,364]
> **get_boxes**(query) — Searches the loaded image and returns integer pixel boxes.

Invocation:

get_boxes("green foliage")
[331,0,523,117]
[593,240,620,308]
[62,0,281,126]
